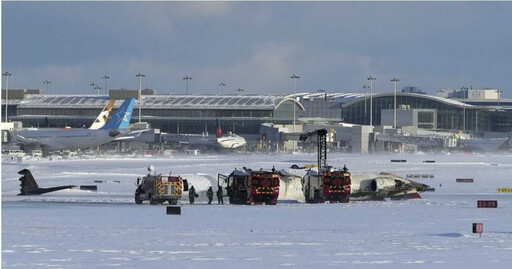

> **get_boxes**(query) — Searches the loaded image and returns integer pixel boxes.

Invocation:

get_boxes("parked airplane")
[89,100,116,129]
[18,169,74,195]
[161,119,246,150]
[12,99,137,153]
[215,119,247,149]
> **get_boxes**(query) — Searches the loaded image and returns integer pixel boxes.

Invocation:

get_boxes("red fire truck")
[300,129,351,203]
[302,168,351,203]
[218,168,280,205]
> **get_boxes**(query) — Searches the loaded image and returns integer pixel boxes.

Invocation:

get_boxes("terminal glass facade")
[342,94,512,132]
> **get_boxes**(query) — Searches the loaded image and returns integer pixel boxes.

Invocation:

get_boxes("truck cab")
[218,168,280,205]
[302,166,351,203]
[135,173,188,205]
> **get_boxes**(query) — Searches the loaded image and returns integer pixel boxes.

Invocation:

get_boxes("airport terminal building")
[341,92,512,133]
[3,89,512,136]
[8,93,305,135]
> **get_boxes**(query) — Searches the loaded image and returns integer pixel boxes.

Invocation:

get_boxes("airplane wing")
[114,129,149,140]
[14,134,45,146]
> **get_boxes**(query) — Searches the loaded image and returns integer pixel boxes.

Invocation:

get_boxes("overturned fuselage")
[279,168,431,201]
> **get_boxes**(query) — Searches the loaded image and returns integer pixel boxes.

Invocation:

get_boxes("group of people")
[188,185,224,205]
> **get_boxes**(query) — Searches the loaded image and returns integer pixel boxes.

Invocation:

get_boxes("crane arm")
[299,129,327,169]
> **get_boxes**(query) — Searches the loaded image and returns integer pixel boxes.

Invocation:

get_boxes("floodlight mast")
[3,72,12,122]
[290,74,300,133]
[43,80,51,94]
[136,73,146,123]
[367,76,376,127]
[102,75,110,94]
[183,75,192,94]
[391,77,400,128]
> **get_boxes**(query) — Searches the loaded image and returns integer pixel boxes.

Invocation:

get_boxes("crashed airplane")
[18,169,75,195]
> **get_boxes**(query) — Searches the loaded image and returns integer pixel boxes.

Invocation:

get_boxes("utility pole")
[136,73,145,123]
[391,77,400,129]
[3,72,12,122]
[101,75,110,94]
[363,85,370,125]
[219,82,226,94]
[236,88,244,94]
[43,80,51,94]
[290,74,300,132]
[367,76,376,127]
[461,86,468,131]
[183,75,192,94]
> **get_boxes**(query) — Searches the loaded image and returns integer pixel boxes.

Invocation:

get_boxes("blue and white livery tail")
[100,99,135,130]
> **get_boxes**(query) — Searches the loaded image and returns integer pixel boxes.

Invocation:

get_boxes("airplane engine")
[370,177,397,193]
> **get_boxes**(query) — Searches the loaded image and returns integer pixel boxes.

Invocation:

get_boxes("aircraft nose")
[109,129,121,137]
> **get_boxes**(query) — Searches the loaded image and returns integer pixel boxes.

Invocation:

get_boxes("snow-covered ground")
[2,153,512,268]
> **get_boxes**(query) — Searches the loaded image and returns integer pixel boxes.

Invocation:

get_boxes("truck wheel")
[135,193,143,204]
[148,193,158,205]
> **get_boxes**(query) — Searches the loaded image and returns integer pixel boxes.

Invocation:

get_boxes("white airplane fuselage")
[217,134,246,149]
[13,128,121,152]
[279,168,428,201]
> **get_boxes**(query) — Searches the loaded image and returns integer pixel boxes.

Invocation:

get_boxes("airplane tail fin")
[18,169,39,194]
[216,118,222,138]
[90,100,116,129]
[100,99,135,130]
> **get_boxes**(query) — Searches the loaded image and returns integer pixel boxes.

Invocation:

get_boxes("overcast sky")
[2,1,511,97]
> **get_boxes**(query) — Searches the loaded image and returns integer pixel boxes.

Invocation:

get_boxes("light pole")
[391,77,399,129]
[43,80,51,93]
[183,75,192,94]
[363,85,370,124]
[290,74,300,132]
[95,86,102,95]
[461,86,468,131]
[367,76,376,127]
[236,88,244,94]
[496,89,502,110]
[136,73,145,123]
[101,75,110,94]
[219,82,226,94]
[90,82,97,94]
[3,72,12,122]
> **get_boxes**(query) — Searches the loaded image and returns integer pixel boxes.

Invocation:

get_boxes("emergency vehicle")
[300,129,351,203]
[218,167,280,205]
[135,167,188,205]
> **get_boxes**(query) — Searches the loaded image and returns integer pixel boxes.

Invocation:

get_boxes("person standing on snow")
[206,186,214,204]
[217,186,224,204]
[189,185,198,204]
